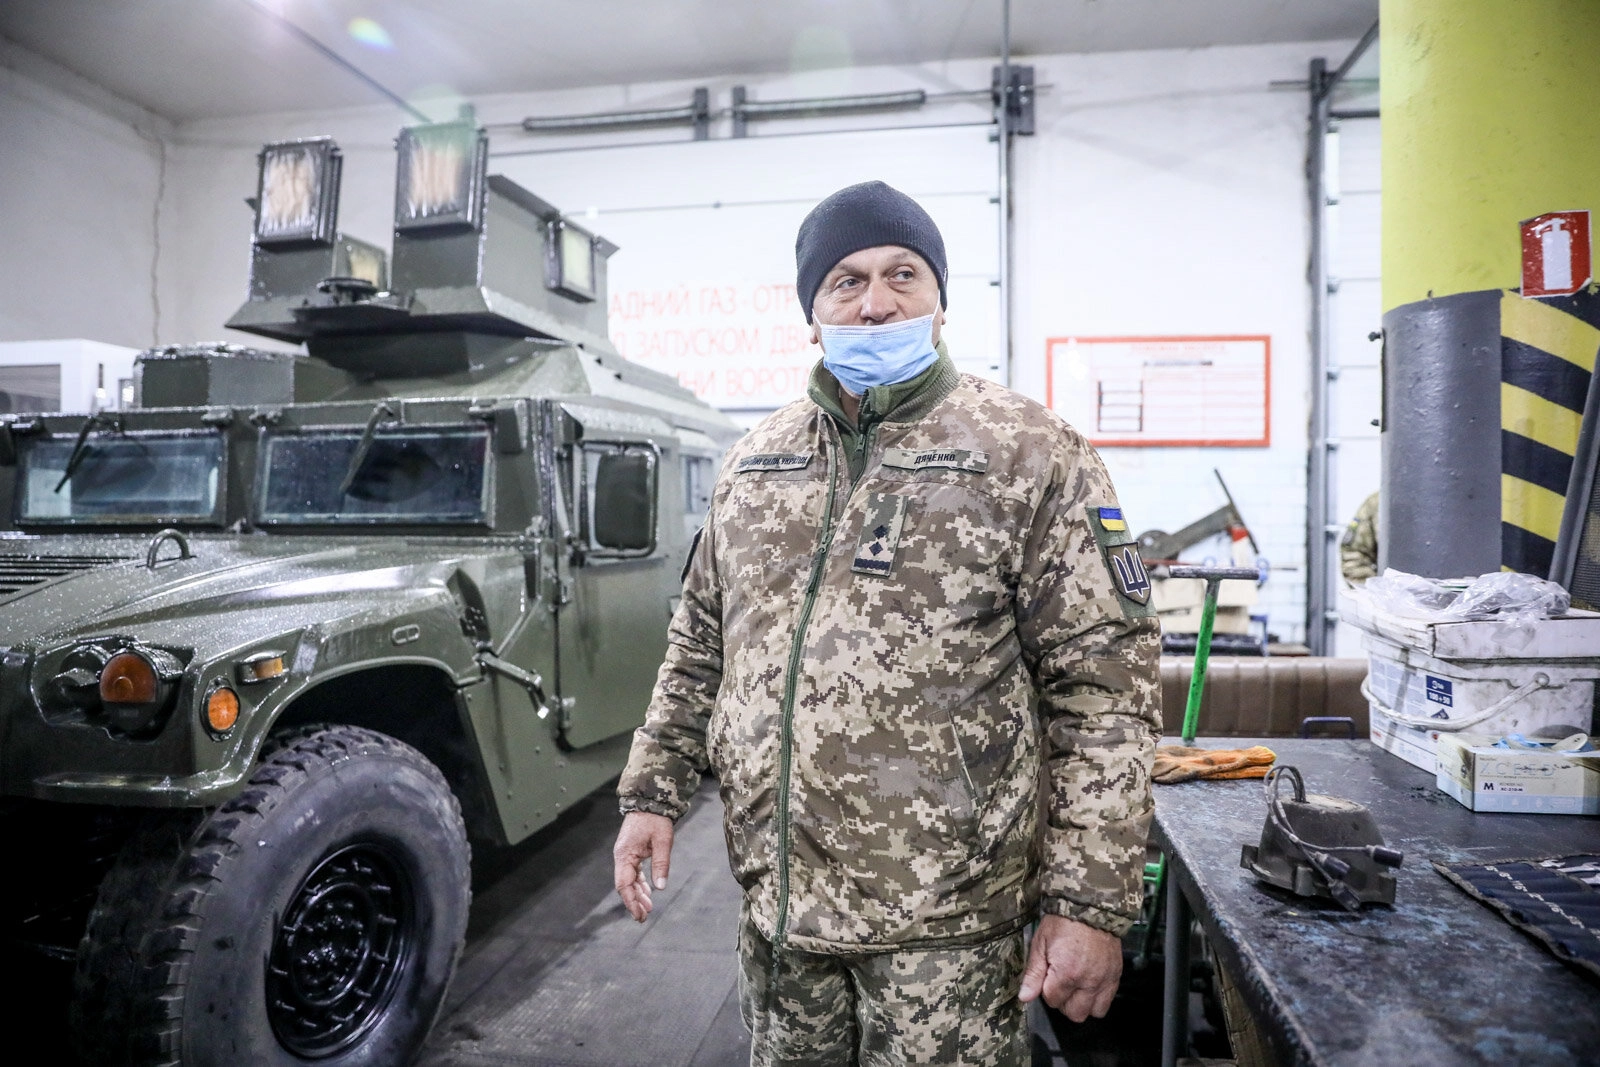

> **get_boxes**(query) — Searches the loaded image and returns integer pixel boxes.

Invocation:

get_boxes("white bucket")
[1363,633,1600,773]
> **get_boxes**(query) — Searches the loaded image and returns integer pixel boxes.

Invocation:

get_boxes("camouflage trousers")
[737,905,1029,1066]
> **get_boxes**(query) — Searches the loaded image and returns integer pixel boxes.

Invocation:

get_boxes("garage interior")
[1,2,1596,1065]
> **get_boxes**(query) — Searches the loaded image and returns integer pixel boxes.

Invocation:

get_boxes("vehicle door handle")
[478,652,552,719]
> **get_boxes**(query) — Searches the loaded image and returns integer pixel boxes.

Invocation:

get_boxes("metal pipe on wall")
[1305,56,1333,655]
[996,0,1014,388]
[1305,21,1378,655]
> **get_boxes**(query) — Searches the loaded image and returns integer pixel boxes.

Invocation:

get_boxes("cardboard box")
[1339,589,1600,660]
[1435,734,1600,814]
[1157,604,1253,635]
[1153,576,1258,613]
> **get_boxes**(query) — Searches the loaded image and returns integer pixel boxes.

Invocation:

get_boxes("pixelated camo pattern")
[1340,490,1380,583]
[738,906,1029,1066]
[618,370,1161,950]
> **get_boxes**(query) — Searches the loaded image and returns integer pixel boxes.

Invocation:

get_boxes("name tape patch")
[881,447,989,474]
[851,493,910,577]
[736,451,812,473]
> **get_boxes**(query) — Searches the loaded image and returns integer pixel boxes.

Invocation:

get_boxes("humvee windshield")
[17,433,224,523]
[259,425,490,524]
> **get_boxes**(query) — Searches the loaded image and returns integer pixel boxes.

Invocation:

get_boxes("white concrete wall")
[1011,43,1336,642]
[0,38,171,349]
[4,35,1358,643]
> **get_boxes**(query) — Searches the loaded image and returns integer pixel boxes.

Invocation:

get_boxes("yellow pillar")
[1382,0,1600,311]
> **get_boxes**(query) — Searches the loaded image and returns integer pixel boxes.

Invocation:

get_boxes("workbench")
[1153,738,1600,1066]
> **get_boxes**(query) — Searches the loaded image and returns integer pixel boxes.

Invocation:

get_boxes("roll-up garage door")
[492,124,1000,424]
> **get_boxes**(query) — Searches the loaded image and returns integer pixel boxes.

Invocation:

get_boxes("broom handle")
[1168,566,1259,744]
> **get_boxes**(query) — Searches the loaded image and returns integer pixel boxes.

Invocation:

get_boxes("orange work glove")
[1152,745,1276,784]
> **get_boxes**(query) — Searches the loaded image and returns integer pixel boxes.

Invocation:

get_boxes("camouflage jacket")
[618,350,1161,952]
[1340,491,1380,584]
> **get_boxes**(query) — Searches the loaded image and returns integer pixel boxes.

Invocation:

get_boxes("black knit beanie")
[794,181,948,322]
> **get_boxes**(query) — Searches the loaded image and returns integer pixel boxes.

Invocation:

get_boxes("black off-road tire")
[70,725,472,1067]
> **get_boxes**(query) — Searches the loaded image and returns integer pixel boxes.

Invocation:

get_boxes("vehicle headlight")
[254,137,341,247]
[47,642,185,738]
[50,645,110,710]
[97,646,184,737]
[394,120,486,233]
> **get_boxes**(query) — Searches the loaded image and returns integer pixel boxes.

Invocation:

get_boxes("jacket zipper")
[848,392,881,487]
[771,428,841,949]
[772,401,880,949]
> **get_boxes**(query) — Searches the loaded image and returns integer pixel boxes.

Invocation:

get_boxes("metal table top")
[1153,738,1600,1066]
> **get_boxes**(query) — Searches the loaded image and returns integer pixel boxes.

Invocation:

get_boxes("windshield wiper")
[54,412,120,493]
[337,403,399,497]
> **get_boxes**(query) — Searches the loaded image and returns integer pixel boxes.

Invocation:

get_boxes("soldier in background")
[1341,491,1380,584]
[612,181,1160,1065]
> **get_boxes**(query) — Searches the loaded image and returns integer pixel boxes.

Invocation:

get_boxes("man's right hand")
[612,811,675,922]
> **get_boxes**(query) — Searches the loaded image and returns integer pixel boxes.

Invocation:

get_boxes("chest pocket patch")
[1088,506,1155,618]
[735,451,812,473]
[851,493,910,577]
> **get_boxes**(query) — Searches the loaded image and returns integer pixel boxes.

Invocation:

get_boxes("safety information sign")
[1045,335,1271,447]
[609,280,814,409]
[1520,211,1592,298]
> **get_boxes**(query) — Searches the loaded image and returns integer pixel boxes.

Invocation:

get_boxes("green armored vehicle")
[0,121,739,1065]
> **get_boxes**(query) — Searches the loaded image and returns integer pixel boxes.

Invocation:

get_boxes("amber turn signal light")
[206,686,240,734]
[101,651,158,705]
[236,651,287,684]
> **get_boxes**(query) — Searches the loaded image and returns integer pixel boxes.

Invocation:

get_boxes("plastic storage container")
[1340,589,1600,773]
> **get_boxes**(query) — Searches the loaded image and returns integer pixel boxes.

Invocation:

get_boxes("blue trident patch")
[1086,504,1155,618]
[1109,544,1151,605]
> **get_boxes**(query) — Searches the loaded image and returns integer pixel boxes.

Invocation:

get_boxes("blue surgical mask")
[818,314,938,396]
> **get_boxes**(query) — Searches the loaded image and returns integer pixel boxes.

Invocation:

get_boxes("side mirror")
[590,448,656,554]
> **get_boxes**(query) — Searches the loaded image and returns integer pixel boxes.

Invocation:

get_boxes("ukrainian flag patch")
[1086,505,1155,618]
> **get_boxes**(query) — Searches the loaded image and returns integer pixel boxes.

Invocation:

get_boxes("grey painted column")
[1379,290,1504,578]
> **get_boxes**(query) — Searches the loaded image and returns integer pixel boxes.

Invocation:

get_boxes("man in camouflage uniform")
[1341,491,1380,584]
[613,181,1160,1065]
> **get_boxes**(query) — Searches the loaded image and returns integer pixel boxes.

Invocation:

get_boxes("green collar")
[806,340,960,430]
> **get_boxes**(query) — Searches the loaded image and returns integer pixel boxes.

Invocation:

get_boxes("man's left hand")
[1017,914,1123,1022]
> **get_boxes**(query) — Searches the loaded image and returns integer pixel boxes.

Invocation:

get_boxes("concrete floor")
[423,776,1086,1067]
[421,776,751,1067]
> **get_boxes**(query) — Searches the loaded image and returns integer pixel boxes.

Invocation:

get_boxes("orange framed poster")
[1046,334,1271,447]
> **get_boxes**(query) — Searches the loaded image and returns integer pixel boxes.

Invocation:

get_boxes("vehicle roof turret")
[117,117,739,447]
[220,117,636,385]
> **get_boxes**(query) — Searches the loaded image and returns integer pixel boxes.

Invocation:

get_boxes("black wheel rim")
[266,842,415,1058]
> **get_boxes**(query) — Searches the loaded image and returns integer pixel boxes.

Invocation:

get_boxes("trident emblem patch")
[1086,504,1156,618]
[1109,544,1152,605]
